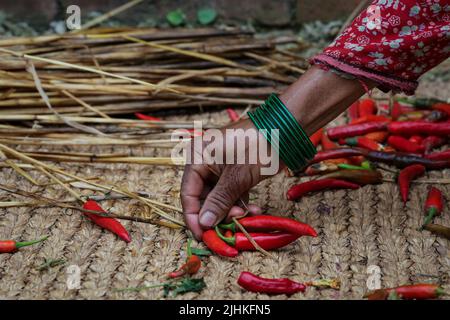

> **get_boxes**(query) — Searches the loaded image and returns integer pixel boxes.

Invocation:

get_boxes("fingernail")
[199,211,217,228]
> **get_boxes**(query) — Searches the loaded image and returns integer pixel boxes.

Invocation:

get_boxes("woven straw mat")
[0,81,449,300]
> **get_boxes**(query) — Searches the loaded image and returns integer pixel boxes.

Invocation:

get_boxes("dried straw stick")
[61,90,111,119]
[0,47,177,93]
[123,35,246,69]
[232,217,274,258]
[0,143,184,225]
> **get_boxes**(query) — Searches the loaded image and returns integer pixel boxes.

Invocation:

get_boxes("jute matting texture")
[0,83,448,300]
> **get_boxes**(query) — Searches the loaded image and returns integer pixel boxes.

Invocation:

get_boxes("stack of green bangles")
[247,93,317,172]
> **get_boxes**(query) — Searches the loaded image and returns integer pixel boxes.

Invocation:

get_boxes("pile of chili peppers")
[288,97,448,226]
[201,215,317,258]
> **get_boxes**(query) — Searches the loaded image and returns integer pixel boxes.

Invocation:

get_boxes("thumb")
[199,170,244,229]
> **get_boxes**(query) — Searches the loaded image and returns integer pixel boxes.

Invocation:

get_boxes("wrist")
[279,65,376,135]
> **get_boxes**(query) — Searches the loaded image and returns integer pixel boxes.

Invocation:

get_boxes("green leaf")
[164,278,206,297]
[166,9,185,26]
[197,8,217,25]
[190,247,212,256]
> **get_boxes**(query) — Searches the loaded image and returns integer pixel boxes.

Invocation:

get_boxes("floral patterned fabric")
[311,0,450,94]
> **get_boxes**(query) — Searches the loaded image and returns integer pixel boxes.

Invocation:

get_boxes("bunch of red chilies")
[202,215,317,258]
[287,98,449,208]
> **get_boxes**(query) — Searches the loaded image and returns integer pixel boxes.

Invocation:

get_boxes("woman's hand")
[180,119,276,240]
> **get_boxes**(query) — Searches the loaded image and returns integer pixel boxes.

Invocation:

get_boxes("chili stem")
[15,235,48,248]
[420,207,438,230]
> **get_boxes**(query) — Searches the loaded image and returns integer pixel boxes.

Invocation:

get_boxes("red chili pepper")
[219,215,317,238]
[391,102,403,120]
[366,284,445,300]
[409,135,423,145]
[310,148,364,164]
[82,200,131,243]
[387,135,425,154]
[287,178,360,201]
[432,102,450,116]
[425,149,450,161]
[421,187,444,229]
[422,136,446,154]
[348,101,360,120]
[327,122,389,140]
[202,229,238,258]
[351,115,390,125]
[134,113,162,121]
[0,236,48,253]
[168,255,201,278]
[364,131,389,143]
[398,164,426,204]
[321,169,382,185]
[226,108,240,122]
[358,98,376,117]
[388,121,450,137]
[340,136,384,151]
[309,128,323,147]
[216,229,300,251]
[321,131,338,150]
[237,271,306,295]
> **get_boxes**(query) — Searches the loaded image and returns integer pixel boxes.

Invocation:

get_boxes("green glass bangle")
[264,98,310,165]
[247,93,317,172]
[260,103,307,168]
[249,107,297,169]
[269,94,316,158]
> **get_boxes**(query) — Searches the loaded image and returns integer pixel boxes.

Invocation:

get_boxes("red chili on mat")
[219,215,317,238]
[327,122,389,140]
[309,128,323,147]
[168,255,201,278]
[351,115,390,125]
[237,271,306,295]
[82,200,131,243]
[321,131,338,150]
[421,187,444,229]
[134,113,162,121]
[422,136,446,154]
[364,131,389,143]
[310,148,364,164]
[226,108,240,122]
[388,121,450,136]
[348,100,360,120]
[0,236,48,253]
[432,102,450,116]
[202,229,238,258]
[398,164,426,204]
[425,149,450,161]
[287,178,360,201]
[216,229,300,251]
[358,98,376,117]
[366,284,446,300]
[387,136,425,154]
[340,136,384,151]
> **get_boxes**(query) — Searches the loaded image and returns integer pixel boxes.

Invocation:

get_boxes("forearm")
[280,66,375,136]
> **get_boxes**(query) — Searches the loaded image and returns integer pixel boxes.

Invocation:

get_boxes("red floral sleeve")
[311,0,450,94]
